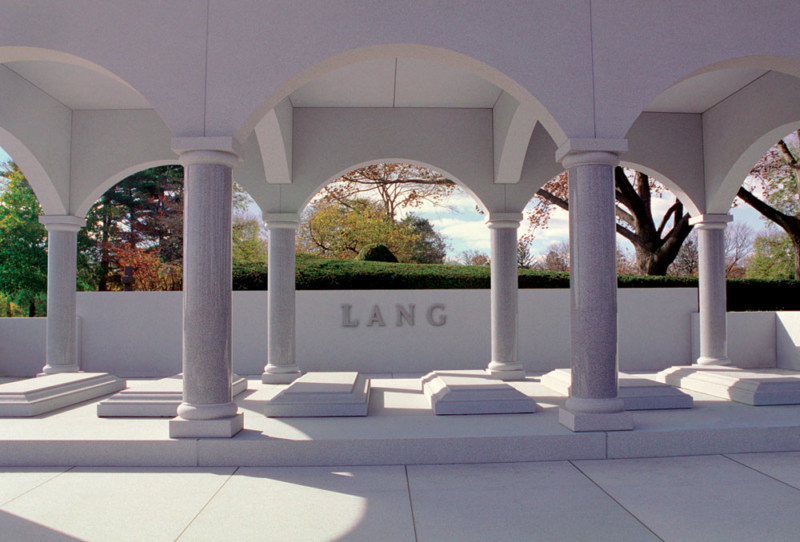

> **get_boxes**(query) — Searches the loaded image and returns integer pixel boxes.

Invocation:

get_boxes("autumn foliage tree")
[532,168,693,275]
[737,129,800,278]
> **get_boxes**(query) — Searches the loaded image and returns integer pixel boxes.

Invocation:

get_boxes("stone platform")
[657,366,800,406]
[0,373,125,417]
[1,374,799,467]
[421,370,536,415]
[541,368,693,410]
[264,372,370,417]
[97,374,248,417]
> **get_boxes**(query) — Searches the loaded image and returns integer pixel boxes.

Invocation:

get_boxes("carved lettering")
[341,304,359,327]
[366,305,386,327]
[396,304,415,326]
[426,304,447,326]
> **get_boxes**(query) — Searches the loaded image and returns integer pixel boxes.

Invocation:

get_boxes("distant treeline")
[232,257,800,311]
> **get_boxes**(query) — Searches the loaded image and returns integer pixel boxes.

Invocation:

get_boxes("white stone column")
[486,212,525,381]
[557,140,632,432]
[39,215,85,374]
[262,213,302,384]
[691,214,732,366]
[170,137,243,438]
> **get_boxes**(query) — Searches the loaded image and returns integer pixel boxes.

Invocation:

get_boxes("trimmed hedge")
[231,258,800,311]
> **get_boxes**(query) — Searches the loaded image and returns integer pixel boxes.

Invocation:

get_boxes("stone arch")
[0,127,64,214]
[236,43,567,147]
[299,158,488,216]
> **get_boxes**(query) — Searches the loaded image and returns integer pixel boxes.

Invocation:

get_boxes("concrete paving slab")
[0,467,235,542]
[0,468,68,506]
[727,451,800,490]
[574,455,800,542]
[179,466,415,541]
[407,462,658,541]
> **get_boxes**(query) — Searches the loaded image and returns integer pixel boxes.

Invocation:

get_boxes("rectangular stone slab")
[422,370,536,415]
[0,372,126,417]
[657,366,800,406]
[97,374,248,417]
[541,368,693,410]
[264,372,370,417]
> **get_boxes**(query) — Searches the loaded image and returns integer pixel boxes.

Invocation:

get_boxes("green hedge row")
[232,259,800,311]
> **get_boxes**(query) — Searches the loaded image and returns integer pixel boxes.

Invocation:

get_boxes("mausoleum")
[1,1,800,465]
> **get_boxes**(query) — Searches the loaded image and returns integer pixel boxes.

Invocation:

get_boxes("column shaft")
[557,147,632,432]
[693,216,731,366]
[263,216,301,384]
[486,214,524,380]
[178,157,236,420]
[40,217,84,374]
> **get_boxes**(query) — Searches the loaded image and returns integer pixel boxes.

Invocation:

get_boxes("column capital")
[485,212,523,229]
[555,138,628,169]
[172,136,242,168]
[264,212,300,229]
[39,215,86,232]
[689,213,732,229]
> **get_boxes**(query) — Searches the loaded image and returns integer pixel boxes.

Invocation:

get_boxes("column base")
[262,367,302,384]
[38,365,80,376]
[558,408,633,432]
[559,397,633,432]
[169,413,243,438]
[696,356,731,366]
[486,362,526,381]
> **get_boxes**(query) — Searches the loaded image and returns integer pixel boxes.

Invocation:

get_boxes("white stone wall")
[0,289,702,377]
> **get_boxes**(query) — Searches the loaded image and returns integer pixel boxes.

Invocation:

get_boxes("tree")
[400,214,448,264]
[296,198,419,261]
[517,239,534,269]
[232,215,268,265]
[533,168,693,275]
[668,232,699,277]
[745,231,795,280]
[322,163,455,222]
[725,221,754,278]
[0,162,48,316]
[737,129,800,278]
[541,241,569,272]
[460,249,490,266]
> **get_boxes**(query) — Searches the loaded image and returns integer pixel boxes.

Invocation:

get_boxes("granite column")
[262,213,302,384]
[486,213,525,380]
[170,138,243,438]
[557,142,632,431]
[691,214,732,366]
[39,215,85,374]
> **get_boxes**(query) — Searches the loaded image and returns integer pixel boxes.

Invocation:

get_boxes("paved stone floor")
[2,452,800,541]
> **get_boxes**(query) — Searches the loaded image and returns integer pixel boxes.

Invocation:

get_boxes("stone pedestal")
[486,213,525,381]
[422,370,535,415]
[97,374,248,417]
[657,366,800,405]
[691,214,732,366]
[0,373,125,417]
[541,368,693,410]
[556,141,633,432]
[39,215,85,375]
[262,214,302,384]
[169,138,243,438]
[264,372,370,417]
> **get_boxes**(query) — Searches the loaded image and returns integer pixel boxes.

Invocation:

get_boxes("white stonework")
[0,373,125,417]
[541,369,693,410]
[97,374,247,417]
[657,367,800,406]
[422,370,536,415]
[264,372,370,417]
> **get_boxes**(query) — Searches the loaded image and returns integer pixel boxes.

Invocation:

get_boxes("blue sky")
[0,145,773,259]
